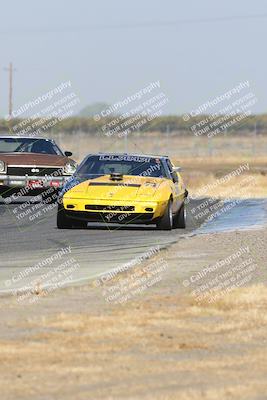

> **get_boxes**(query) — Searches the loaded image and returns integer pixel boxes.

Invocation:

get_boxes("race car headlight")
[0,160,6,173]
[63,162,77,175]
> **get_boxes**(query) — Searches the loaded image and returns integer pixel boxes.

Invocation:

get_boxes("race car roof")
[96,152,169,159]
[0,135,54,141]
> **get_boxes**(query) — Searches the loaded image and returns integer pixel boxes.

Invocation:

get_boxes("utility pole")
[166,124,170,155]
[253,121,257,157]
[9,62,13,118]
[124,131,128,153]
[4,62,15,119]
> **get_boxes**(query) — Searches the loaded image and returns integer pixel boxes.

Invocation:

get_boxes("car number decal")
[98,155,151,162]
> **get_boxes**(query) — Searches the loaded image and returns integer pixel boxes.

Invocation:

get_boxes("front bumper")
[0,175,71,199]
[62,198,168,224]
[0,175,70,188]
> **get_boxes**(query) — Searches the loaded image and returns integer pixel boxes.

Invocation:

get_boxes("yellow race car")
[57,153,188,230]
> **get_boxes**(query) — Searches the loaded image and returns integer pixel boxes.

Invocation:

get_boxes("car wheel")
[173,203,186,229]
[57,206,72,229]
[156,199,173,230]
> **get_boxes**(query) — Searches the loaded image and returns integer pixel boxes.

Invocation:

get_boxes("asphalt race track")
[0,199,198,293]
[0,198,266,293]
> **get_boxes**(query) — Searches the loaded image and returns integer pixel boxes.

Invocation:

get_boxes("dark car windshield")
[76,155,167,178]
[0,138,63,155]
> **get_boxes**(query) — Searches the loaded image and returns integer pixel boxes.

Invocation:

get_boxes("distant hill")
[79,103,110,117]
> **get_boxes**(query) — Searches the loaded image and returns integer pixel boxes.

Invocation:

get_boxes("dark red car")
[0,136,77,202]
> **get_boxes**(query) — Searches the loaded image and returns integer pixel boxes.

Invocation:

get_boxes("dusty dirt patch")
[0,227,267,400]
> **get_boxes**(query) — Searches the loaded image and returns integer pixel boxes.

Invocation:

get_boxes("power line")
[0,13,267,35]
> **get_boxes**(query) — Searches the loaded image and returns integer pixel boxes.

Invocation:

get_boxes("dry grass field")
[53,132,267,198]
[52,132,267,163]
[1,285,267,399]
[0,225,266,400]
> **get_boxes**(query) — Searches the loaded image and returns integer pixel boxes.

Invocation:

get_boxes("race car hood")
[63,175,166,200]
[0,152,73,167]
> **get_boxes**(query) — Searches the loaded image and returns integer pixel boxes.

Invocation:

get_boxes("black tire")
[173,203,186,229]
[156,199,173,230]
[72,219,88,229]
[57,206,72,229]
[0,189,13,200]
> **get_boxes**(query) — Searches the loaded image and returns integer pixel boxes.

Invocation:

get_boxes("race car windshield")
[76,155,167,178]
[0,138,63,155]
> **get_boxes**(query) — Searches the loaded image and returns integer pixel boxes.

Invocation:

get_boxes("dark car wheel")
[156,199,173,230]
[173,203,186,229]
[57,206,73,229]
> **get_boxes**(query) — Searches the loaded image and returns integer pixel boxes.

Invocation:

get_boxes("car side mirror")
[173,166,182,172]
[171,171,179,183]
[64,151,73,157]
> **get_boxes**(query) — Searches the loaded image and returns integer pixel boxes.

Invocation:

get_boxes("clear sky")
[0,0,266,116]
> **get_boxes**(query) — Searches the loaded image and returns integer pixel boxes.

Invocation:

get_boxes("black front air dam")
[65,210,155,224]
